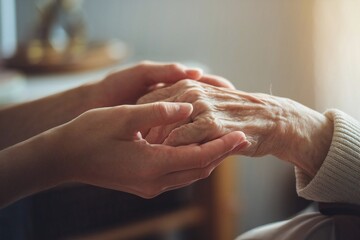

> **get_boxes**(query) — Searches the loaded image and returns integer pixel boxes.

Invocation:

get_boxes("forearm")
[0,130,66,208]
[0,82,102,150]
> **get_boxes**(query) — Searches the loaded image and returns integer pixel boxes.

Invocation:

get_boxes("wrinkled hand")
[137,75,238,144]
[138,78,333,177]
[50,102,247,198]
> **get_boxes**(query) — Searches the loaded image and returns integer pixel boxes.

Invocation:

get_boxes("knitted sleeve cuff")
[295,109,360,204]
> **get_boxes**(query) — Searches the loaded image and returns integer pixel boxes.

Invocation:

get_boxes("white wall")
[16,1,315,101]
[15,0,318,234]
[313,1,360,119]
[82,1,316,104]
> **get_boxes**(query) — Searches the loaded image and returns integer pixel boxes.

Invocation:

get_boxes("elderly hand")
[137,77,334,177]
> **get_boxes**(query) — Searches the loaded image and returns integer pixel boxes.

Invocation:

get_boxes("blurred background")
[1,0,360,239]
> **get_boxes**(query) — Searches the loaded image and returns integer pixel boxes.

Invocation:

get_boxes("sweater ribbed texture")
[296,109,360,204]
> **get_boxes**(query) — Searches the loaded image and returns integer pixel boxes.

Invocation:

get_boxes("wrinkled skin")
[137,77,334,177]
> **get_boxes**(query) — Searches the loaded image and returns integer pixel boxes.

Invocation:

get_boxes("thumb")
[124,102,193,134]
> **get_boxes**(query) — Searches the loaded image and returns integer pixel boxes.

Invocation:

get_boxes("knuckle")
[197,114,221,132]
[173,82,204,103]
[192,99,211,111]
[183,88,205,102]
[193,114,224,142]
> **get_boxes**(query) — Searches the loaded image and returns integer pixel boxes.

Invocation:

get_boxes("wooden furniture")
[0,158,237,240]
[61,158,236,240]
[5,41,127,74]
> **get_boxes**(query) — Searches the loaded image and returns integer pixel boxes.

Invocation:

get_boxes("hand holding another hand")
[138,77,333,177]
[88,60,236,108]
[0,62,247,208]
[46,102,248,198]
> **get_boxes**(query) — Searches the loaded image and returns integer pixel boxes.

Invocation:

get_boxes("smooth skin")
[0,61,204,150]
[0,62,247,208]
[0,102,248,208]
[138,78,334,178]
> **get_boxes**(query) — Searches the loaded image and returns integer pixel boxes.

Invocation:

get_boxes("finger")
[155,140,247,192]
[161,131,247,171]
[197,74,235,89]
[137,141,250,197]
[145,125,174,144]
[145,118,191,144]
[137,96,178,138]
[137,88,174,105]
[138,62,203,85]
[185,68,203,80]
[158,152,229,189]
[123,102,193,134]
[163,122,208,146]
[231,140,252,154]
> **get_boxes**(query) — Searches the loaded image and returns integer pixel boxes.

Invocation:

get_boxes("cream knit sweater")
[295,109,360,204]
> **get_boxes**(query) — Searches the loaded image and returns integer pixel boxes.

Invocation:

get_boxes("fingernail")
[232,140,251,153]
[236,131,247,143]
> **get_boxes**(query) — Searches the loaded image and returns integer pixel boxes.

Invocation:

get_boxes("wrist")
[42,126,78,184]
[30,130,71,186]
[0,130,68,207]
[278,101,334,177]
[76,81,108,109]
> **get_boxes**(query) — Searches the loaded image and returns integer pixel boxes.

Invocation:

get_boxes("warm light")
[314,1,360,119]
